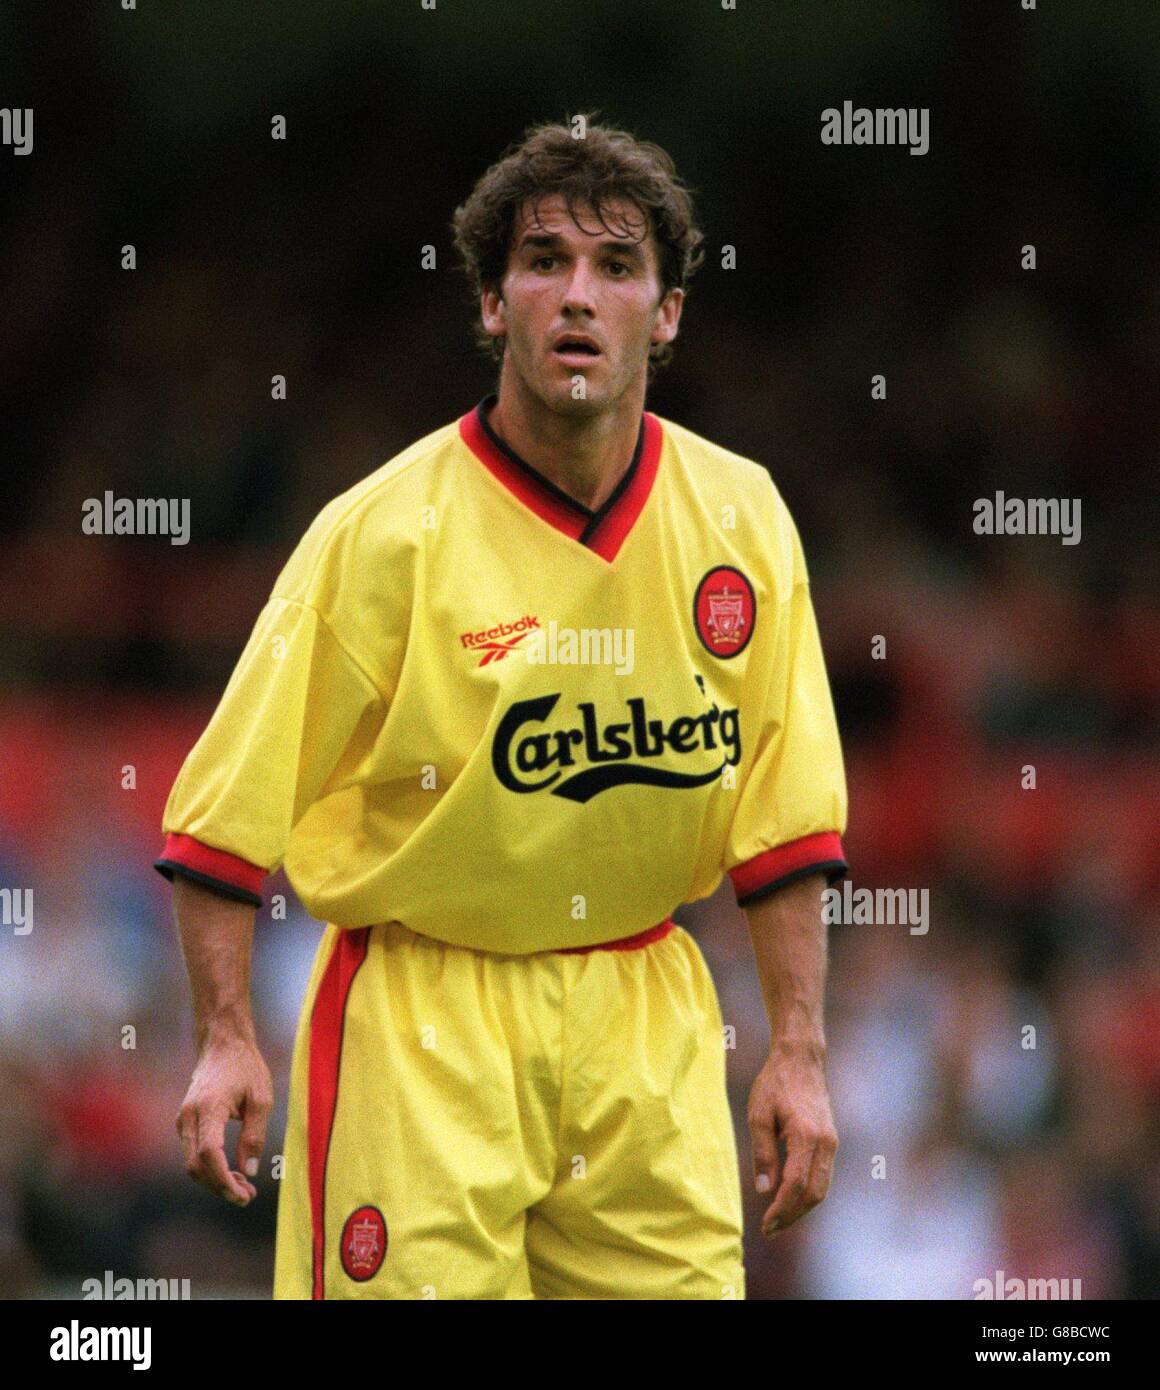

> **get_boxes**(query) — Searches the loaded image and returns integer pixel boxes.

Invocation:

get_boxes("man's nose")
[560,259,598,313]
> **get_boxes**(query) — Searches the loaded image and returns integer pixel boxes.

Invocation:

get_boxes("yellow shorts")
[272,918,745,1300]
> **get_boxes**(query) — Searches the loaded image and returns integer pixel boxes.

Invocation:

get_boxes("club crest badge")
[340,1205,387,1281]
[694,566,756,658]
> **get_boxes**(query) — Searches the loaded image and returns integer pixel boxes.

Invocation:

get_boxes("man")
[156,118,848,1300]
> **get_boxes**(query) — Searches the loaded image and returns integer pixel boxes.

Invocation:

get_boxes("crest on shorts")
[694,566,756,659]
[340,1205,387,1281]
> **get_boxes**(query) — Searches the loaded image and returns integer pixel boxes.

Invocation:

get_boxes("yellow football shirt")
[155,395,847,953]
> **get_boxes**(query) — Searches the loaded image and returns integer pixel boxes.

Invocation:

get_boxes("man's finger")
[234,1089,271,1181]
[763,1136,814,1234]
[195,1105,251,1205]
[805,1139,836,1207]
[748,1107,781,1196]
[177,1105,199,1179]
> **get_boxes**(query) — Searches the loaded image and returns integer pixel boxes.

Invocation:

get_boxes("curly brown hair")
[451,114,704,373]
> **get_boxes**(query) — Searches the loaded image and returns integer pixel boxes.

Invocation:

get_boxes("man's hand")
[741,872,838,1238]
[170,874,268,1206]
[177,1033,273,1206]
[747,1040,837,1237]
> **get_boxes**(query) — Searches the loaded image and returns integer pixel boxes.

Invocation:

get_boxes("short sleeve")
[724,523,848,907]
[154,596,385,905]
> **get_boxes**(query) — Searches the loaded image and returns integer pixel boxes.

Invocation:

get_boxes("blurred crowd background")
[1,2,1156,1299]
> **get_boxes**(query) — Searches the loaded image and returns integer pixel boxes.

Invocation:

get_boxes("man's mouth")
[552,338,602,361]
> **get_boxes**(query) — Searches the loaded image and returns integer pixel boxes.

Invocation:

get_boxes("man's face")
[480,193,683,415]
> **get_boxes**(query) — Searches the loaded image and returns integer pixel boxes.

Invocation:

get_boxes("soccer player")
[156,118,848,1300]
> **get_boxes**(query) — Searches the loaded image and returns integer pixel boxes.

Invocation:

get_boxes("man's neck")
[485,370,646,512]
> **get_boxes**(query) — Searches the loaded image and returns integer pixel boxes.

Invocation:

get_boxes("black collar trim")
[475,394,645,533]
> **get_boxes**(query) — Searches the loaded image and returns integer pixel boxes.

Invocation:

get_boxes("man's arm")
[172,875,273,1207]
[741,871,837,1238]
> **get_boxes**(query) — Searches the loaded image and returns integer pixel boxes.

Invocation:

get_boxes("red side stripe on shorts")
[308,926,371,1301]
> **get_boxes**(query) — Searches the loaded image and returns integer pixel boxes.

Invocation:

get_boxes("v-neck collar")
[458,393,663,563]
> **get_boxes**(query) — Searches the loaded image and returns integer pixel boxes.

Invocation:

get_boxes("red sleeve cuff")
[729,831,847,906]
[153,833,266,907]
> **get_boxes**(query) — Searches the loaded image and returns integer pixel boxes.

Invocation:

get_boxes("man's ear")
[480,283,507,341]
[651,287,685,348]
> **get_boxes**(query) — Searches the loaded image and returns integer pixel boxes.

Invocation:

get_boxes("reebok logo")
[460,614,541,666]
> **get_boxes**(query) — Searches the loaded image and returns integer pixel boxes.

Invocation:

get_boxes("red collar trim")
[458,397,663,563]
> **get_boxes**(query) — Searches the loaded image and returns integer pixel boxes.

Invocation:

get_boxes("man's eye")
[533,256,556,270]
[607,261,630,275]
